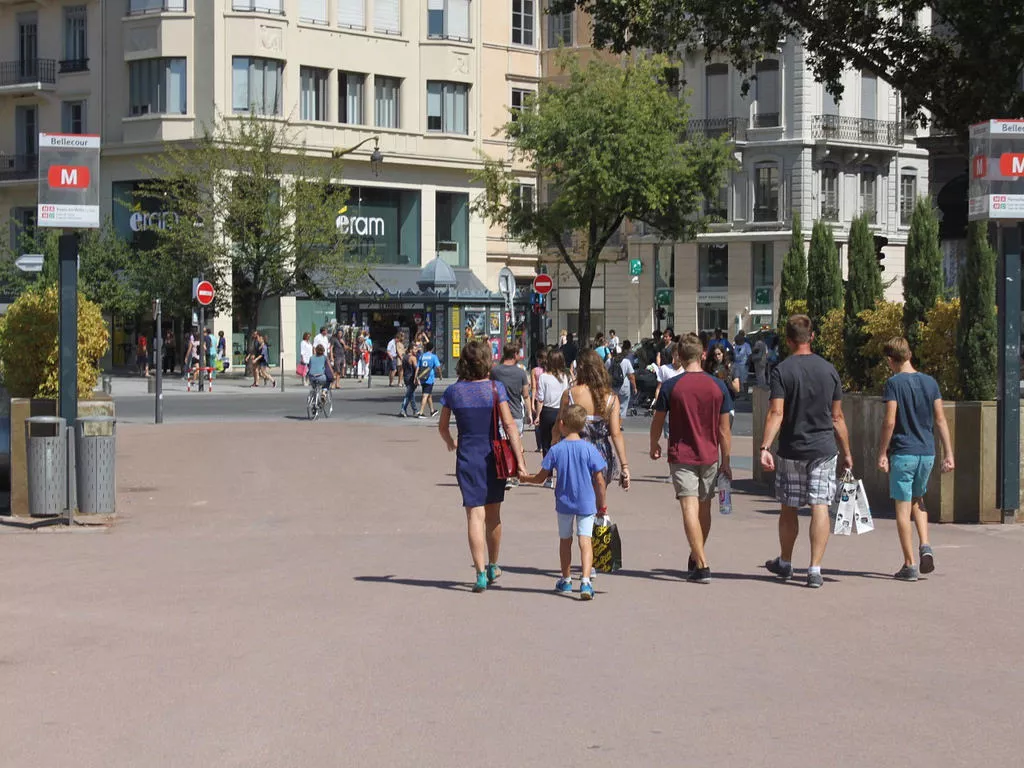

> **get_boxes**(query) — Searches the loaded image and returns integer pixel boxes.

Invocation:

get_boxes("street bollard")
[75,416,116,516]
[24,416,67,517]
[280,355,285,392]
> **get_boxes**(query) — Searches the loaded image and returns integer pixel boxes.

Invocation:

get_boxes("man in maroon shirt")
[649,334,733,584]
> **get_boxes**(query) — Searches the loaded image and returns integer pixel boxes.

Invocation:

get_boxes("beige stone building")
[1,0,542,369]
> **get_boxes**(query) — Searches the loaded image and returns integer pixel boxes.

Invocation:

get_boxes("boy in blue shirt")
[416,342,442,418]
[520,404,608,600]
[877,337,955,581]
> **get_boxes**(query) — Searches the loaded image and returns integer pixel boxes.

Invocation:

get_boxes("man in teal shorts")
[876,337,955,581]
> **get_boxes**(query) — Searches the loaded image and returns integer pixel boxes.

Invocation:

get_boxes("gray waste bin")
[25,416,67,517]
[76,416,116,515]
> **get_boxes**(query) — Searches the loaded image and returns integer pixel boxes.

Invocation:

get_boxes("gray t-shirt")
[491,364,530,420]
[617,357,635,398]
[769,353,843,460]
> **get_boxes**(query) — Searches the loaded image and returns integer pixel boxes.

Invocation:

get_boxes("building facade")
[1,0,542,367]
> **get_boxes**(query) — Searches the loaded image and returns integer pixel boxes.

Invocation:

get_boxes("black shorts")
[421,383,434,394]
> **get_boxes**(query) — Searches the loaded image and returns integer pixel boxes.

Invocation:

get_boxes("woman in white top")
[299,332,314,385]
[535,348,569,457]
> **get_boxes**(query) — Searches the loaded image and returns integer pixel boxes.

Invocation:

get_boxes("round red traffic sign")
[532,274,553,295]
[195,280,215,306]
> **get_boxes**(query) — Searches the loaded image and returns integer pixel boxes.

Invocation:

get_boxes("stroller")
[629,369,659,416]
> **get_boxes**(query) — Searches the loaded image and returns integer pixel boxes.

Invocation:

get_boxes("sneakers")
[806,570,823,589]
[686,556,696,574]
[472,571,488,593]
[486,563,502,584]
[687,567,711,584]
[894,565,919,582]
[765,557,794,580]
[398,411,407,418]
[542,477,554,489]
[555,577,573,594]
[416,413,426,419]
[919,545,935,574]
[580,582,594,601]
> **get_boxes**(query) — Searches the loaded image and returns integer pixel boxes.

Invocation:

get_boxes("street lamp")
[332,135,384,177]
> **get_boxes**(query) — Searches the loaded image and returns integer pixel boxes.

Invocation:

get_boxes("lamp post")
[332,135,385,177]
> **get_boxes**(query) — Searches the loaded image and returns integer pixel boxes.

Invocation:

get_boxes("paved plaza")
[2,415,1022,767]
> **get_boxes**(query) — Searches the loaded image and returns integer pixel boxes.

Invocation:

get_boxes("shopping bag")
[854,479,874,534]
[831,471,857,536]
[592,515,622,573]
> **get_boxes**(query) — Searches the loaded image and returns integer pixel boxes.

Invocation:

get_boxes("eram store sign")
[335,205,384,237]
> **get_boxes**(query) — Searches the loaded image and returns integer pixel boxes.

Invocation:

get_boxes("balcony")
[752,112,781,129]
[0,59,57,93]
[59,58,89,74]
[821,198,839,222]
[688,117,748,142]
[127,0,188,13]
[753,206,779,223]
[0,154,38,183]
[813,115,901,146]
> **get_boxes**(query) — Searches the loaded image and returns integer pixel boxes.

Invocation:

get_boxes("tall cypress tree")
[777,211,807,329]
[902,198,943,348]
[806,220,843,326]
[957,221,997,400]
[844,214,884,387]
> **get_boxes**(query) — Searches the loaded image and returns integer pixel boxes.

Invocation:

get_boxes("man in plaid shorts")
[759,315,853,588]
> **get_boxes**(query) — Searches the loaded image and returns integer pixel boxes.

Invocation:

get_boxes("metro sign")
[1000,153,1024,177]
[973,155,988,179]
[37,133,100,229]
[47,165,91,189]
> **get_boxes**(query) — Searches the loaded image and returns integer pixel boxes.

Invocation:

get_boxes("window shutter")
[337,0,365,28]
[300,0,327,23]
[374,0,400,34]
[447,0,469,39]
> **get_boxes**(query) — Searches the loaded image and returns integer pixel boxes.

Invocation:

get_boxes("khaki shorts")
[670,463,719,502]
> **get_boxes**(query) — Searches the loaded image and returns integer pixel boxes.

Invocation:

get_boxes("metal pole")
[58,233,79,426]
[155,299,163,424]
[280,355,286,392]
[997,223,1021,522]
[198,307,205,393]
[65,424,75,527]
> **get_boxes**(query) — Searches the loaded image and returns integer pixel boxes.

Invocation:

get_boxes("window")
[754,165,779,221]
[9,207,36,251]
[513,183,535,214]
[129,58,186,115]
[338,0,365,28]
[375,76,400,128]
[704,184,728,219]
[705,63,728,119]
[547,7,572,46]
[698,244,729,290]
[900,174,917,226]
[129,0,187,13]
[861,71,877,121]
[339,72,365,124]
[510,87,532,118]
[428,0,471,41]
[821,165,839,221]
[300,66,329,120]
[860,170,877,223]
[62,6,87,71]
[374,0,401,34]
[300,0,328,23]
[512,0,534,45]
[232,57,283,115]
[427,81,469,134]
[62,100,86,134]
[436,192,469,267]
[752,243,774,289]
[754,59,780,127]
[232,0,284,12]
[823,84,840,116]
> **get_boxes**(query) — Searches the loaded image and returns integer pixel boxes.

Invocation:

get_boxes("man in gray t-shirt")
[490,346,532,434]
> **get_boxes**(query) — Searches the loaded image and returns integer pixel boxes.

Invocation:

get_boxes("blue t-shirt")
[418,351,440,385]
[595,345,609,361]
[542,439,607,518]
[883,372,942,455]
[308,355,327,377]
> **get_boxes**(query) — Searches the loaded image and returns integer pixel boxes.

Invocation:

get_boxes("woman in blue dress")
[438,340,527,593]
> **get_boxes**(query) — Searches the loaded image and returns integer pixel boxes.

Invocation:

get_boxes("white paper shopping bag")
[831,471,856,536]
[854,479,874,534]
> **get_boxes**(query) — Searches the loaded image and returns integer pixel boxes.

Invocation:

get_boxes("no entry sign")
[532,274,553,294]
[195,280,215,306]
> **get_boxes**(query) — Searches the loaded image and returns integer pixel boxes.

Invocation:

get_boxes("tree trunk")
[575,263,597,345]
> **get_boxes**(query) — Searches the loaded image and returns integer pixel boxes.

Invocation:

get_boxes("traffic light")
[873,235,889,273]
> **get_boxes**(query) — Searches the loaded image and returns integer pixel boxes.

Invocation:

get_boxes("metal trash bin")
[25,416,67,517]
[76,416,116,515]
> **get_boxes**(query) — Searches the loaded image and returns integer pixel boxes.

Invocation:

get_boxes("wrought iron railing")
[0,59,57,87]
[752,112,780,129]
[59,58,89,74]
[753,205,779,222]
[0,154,39,182]
[687,117,749,142]
[821,203,839,222]
[129,0,187,12]
[812,115,901,146]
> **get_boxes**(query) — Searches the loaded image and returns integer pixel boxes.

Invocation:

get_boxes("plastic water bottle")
[718,474,732,515]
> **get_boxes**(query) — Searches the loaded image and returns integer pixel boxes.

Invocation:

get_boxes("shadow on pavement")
[353,574,559,596]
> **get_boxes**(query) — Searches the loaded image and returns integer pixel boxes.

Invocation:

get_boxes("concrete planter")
[8,396,115,518]
[752,387,1002,523]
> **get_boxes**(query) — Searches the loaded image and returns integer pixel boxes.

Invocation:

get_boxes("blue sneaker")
[555,577,573,593]
[580,582,594,601]
[472,572,488,593]
[486,563,502,584]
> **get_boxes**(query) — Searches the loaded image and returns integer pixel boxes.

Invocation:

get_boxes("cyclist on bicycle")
[308,344,329,388]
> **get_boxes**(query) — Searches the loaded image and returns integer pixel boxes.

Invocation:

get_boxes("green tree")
[806,220,842,327]
[902,198,943,348]
[844,214,883,387]
[474,53,733,342]
[957,221,997,400]
[777,210,807,331]
[552,0,1024,137]
[136,113,365,332]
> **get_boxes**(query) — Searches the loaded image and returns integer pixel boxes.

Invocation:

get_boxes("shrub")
[858,300,905,393]
[902,197,943,348]
[918,298,961,400]
[0,285,109,399]
[777,211,807,336]
[806,220,842,325]
[957,221,997,400]
[816,307,849,388]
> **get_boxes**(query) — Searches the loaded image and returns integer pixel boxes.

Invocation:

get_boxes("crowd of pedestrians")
[434,314,956,597]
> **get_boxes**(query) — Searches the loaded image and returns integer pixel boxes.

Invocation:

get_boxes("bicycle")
[306,379,333,420]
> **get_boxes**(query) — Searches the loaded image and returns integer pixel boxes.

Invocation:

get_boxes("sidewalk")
[2,420,1021,766]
